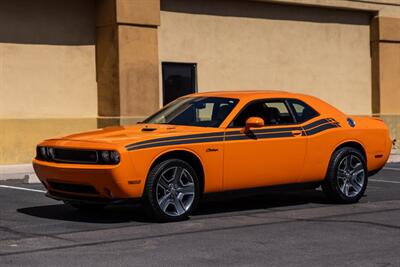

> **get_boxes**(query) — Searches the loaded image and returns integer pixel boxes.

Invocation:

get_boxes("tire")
[322,147,368,203]
[64,201,106,211]
[143,159,200,222]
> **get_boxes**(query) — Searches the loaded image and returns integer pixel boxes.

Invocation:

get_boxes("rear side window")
[288,99,319,123]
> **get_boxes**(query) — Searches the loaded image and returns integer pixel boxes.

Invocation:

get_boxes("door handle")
[291,130,303,137]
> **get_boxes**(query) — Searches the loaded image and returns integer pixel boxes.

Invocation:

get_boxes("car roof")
[187,90,307,100]
[187,90,346,117]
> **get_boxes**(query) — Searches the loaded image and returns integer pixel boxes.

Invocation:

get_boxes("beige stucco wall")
[96,0,160,122]
[0,0,97,164]
[159,0,373,115]
[118,25,160,118]
[0,0,97,119]
[0,44,97,118]
[380,42,400,115]
[0,119,97,164]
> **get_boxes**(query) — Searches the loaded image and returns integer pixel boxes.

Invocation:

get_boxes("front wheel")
[143,159,200,222]
[322,147,368,203]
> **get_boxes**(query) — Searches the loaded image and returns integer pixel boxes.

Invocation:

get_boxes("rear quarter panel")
[351,117,391,171]
[301,116,391,183]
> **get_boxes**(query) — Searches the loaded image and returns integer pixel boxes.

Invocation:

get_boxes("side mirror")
[241,117,264,133]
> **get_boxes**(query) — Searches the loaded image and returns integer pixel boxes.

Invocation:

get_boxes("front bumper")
[33,158,145,200]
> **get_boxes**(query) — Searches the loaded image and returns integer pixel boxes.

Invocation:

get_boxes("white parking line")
[369,179,400,184]
[0,185,46,193]
[383,167,400,171]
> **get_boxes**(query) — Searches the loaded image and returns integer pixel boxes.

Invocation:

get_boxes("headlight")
[110,151,120,164]
[100,150,120,164]
[37,146,47,160]
[101,151,110,163]
[47,147,55,160]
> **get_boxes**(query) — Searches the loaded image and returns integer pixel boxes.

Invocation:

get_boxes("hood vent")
[141,127,157,132]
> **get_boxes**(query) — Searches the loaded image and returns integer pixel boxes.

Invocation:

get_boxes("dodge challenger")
[33,91,391,221]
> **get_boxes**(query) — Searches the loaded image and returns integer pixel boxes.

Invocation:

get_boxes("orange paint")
[33,91,391,201]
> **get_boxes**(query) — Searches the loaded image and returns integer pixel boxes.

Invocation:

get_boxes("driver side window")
[230,100,295,127]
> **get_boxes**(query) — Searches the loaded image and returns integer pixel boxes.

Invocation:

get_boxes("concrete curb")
[0,164,39,184]
[1,150,400,184]
[388,149,400,163]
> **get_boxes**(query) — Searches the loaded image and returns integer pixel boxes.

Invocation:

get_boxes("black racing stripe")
[125,132,224,149]
[226,117,331,136]
[302,121,331,136]
[306,123,339,136]
[225,126,301,136]
[228,118,330,135]
[127,136,224,151]
[127,119,330,148]
[126,118,339,151]
[327,118,341,128]
[226,131,293,141]
[302,118,330,130]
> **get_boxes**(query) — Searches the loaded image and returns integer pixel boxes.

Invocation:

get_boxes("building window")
[162,62,197,105]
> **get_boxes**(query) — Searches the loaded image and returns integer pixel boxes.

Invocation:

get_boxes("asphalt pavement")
[1,164,400,266]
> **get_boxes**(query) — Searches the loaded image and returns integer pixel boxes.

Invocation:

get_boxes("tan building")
[1,0,400,164]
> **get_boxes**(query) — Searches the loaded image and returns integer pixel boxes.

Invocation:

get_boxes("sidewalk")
[1,149,400,184]
[389,148,400,163]
[0,164,39,183]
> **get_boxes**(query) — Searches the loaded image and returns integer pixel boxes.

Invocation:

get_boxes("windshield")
[142,97,239,127]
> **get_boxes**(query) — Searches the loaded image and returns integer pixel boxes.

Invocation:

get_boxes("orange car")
[33,91,391,221]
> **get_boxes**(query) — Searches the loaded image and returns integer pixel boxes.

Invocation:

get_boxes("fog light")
[101,151,110,163]
[110,151,120,164]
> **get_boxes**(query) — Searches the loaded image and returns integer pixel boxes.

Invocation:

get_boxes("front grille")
[48,181,99,195]
[53,149,98,164]
[36,147,120,165]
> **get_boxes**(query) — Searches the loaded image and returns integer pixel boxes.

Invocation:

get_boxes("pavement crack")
[0,226,35,239]
[280,217,400,231]
[0,226,74,243]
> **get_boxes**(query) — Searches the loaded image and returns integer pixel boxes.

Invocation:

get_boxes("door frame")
[161,62,198,106]
[226,98,299,128]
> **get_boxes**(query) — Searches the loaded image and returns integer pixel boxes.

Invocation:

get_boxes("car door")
[222,99,307,191]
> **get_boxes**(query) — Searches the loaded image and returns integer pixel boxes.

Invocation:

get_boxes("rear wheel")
[143,159,200,222]
[322,147,367,203]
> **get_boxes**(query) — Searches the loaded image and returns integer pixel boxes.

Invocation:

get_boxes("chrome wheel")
[156,166,195,217]
[337,155,365,197]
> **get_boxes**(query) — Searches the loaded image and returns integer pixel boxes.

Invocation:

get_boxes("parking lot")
[1,164,400,266]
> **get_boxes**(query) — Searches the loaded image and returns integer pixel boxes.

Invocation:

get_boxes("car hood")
[46,124,222,148]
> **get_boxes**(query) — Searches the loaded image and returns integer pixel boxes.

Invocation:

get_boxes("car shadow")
[18,189,330,224]
[195,189,330,216]
[18,203,151,224]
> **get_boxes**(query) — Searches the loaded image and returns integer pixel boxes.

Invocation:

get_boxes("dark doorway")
[162,62,197,105]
